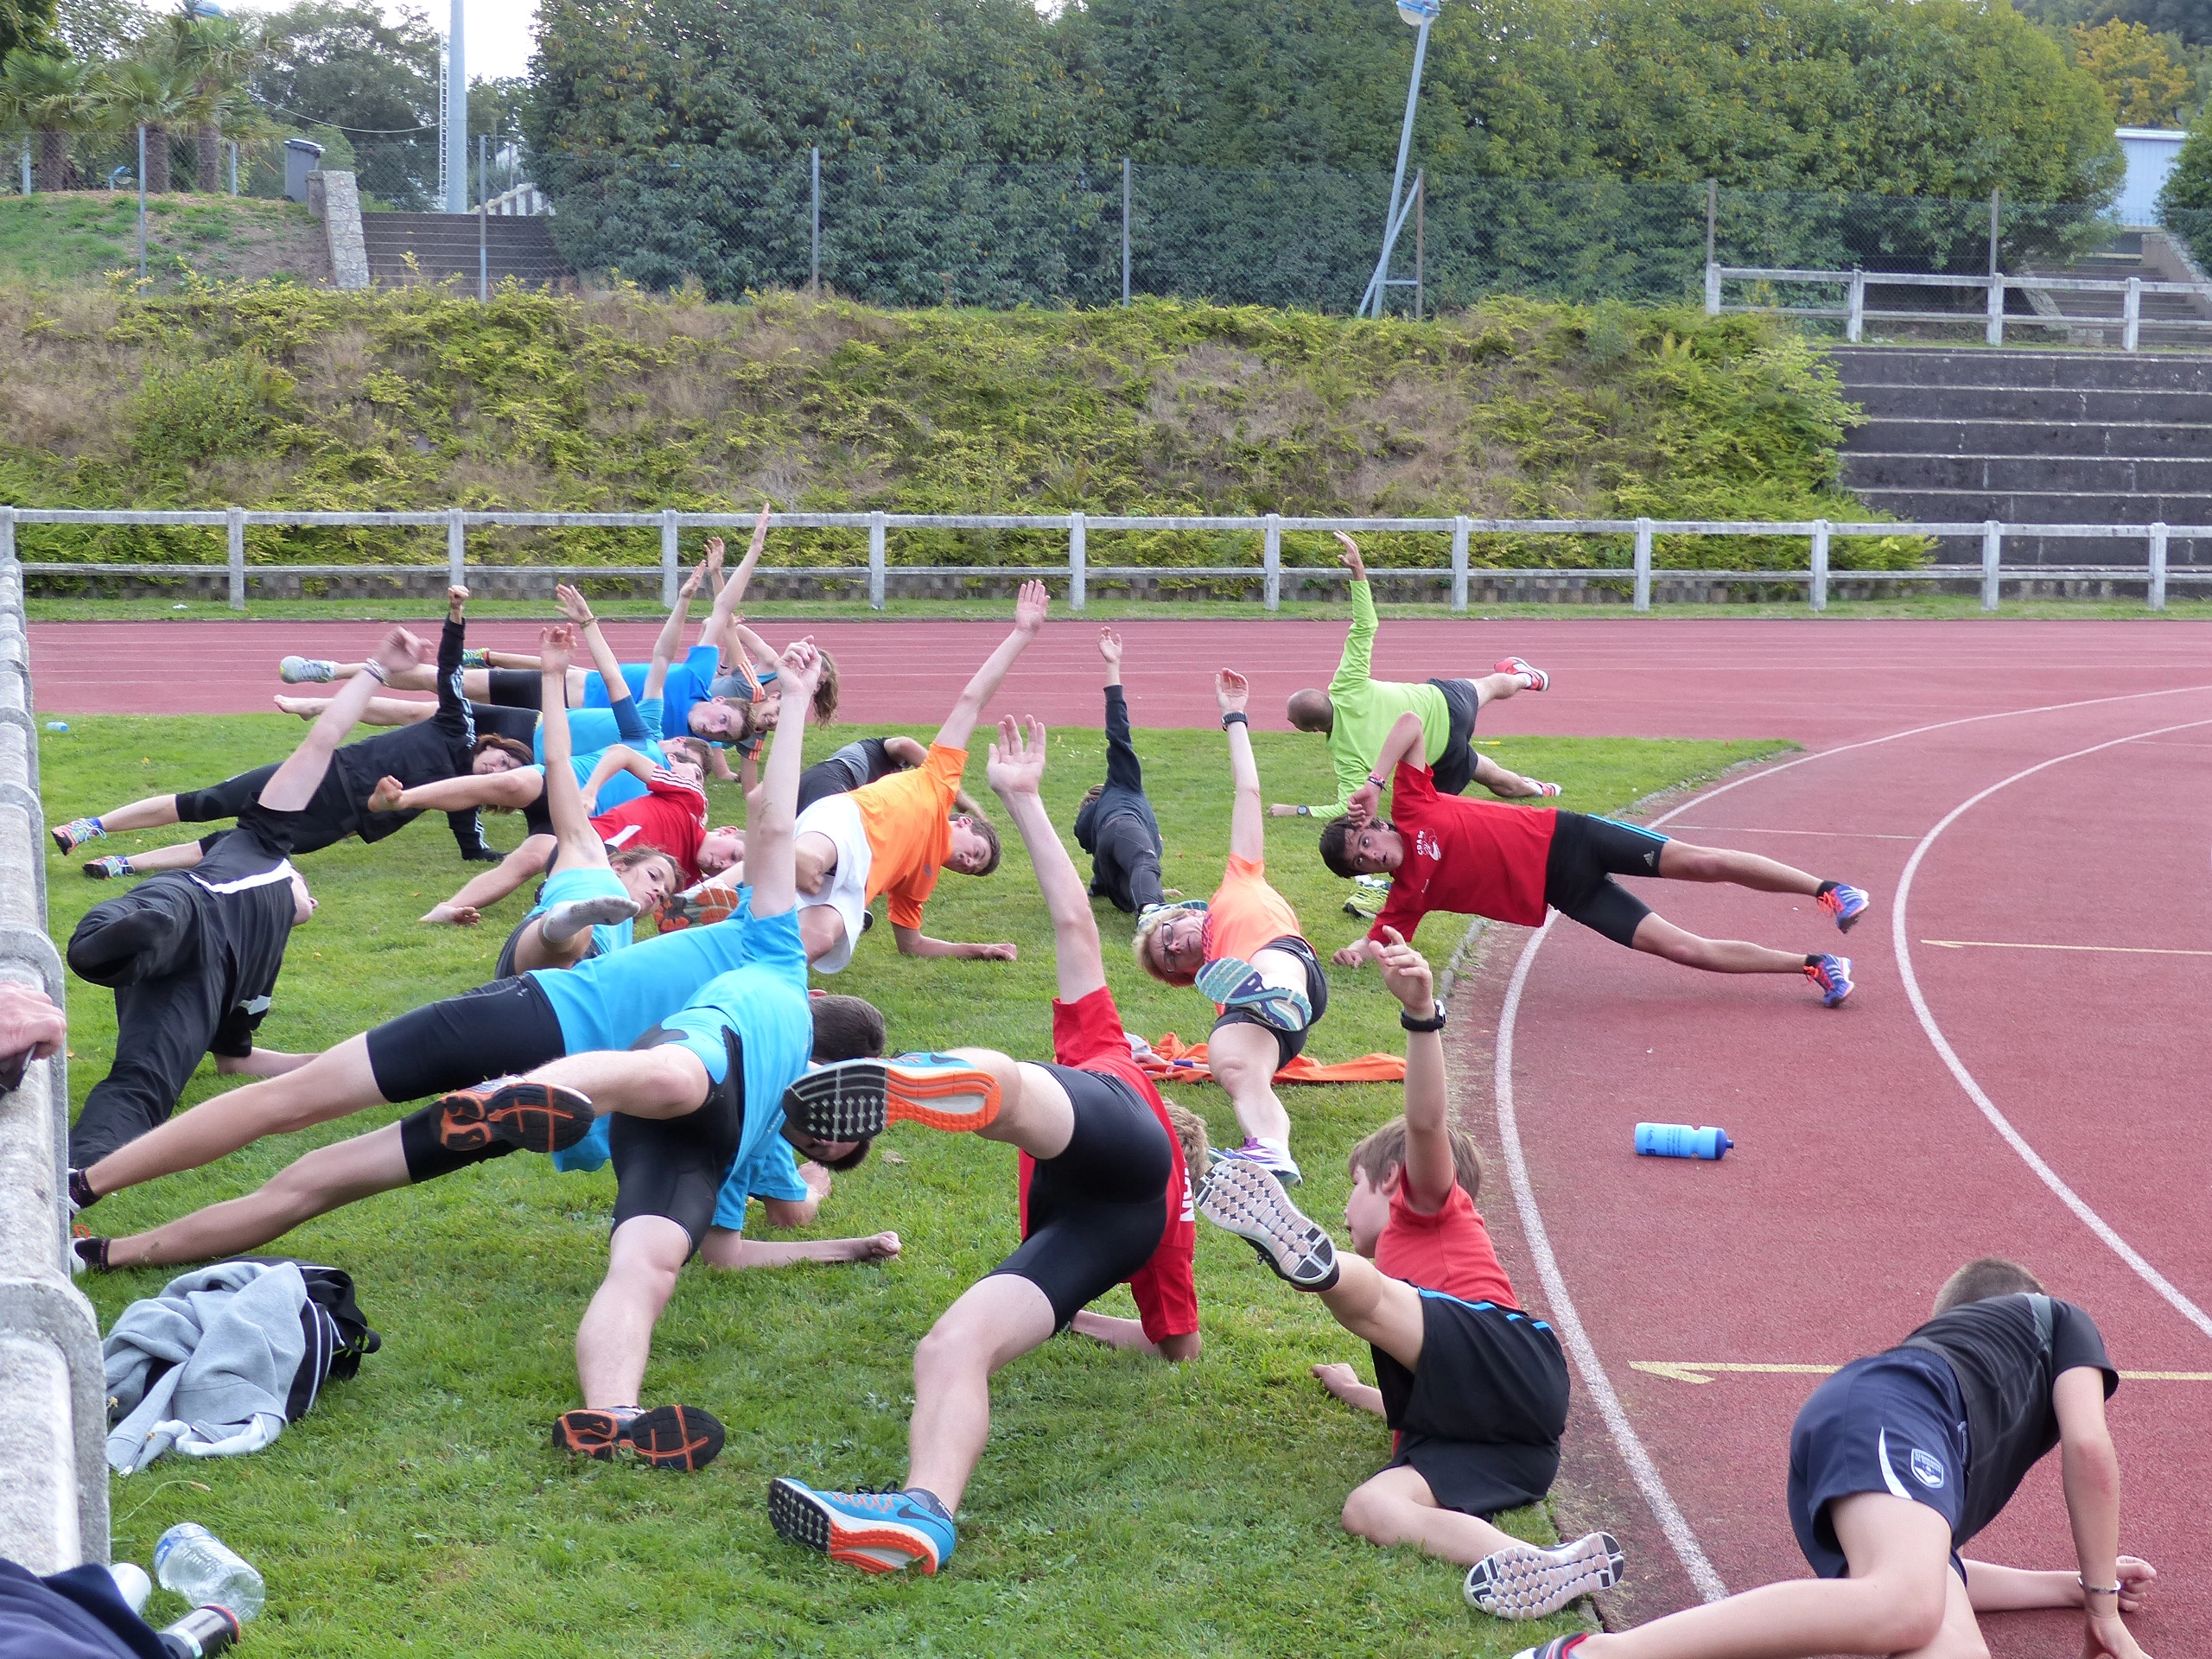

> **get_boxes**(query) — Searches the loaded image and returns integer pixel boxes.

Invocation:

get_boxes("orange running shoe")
[779,1054,1001,1142]
[432,1077,594,1154]
[552,1404,724,1471]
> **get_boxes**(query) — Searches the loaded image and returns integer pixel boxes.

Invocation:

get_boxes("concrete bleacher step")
[358,213,571,286]
[1852,417,2212,459]
[1829,347,2212,391]
[1847,383,2212,423]
[1842,452,2212,493]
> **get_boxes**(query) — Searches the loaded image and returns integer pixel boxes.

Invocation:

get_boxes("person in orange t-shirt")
[788,582,1052,971]
[1135,669,1327,1187]
[1196,930,1624,1623]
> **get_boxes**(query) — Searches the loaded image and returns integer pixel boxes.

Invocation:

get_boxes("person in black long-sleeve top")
[1072,628,1166,914]
[51,588,539,879]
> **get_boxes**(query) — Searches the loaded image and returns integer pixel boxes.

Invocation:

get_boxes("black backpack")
[226,1257,383,1420]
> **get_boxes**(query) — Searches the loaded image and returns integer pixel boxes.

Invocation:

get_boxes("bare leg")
[935,1049,1075,1159]
[1339,1465,1523,1566]
[1207,1021,1293,1148]
[82,1033,388,1198]
[1580,1493,1962,1658]
[1657,839,1824,895]
[424,834,556,923]
[87,794,181,834]
[1630,913,1811,976]
[575,1215,691,1408]
[100,1123,411,1268]
[1314,1250,1428,1363]
[525,1044,709,1122]
[904,1273,1059,1511]
[1467,670,1524,709]
[105,838,207,874]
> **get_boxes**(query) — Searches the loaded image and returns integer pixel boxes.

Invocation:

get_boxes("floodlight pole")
[1358,5,1433,319]
[445,0,467,212]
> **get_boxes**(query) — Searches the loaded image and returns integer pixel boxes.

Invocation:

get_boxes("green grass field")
[45,715,1786,1656]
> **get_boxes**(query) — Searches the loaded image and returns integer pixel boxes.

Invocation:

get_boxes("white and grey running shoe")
[1465,1531,1625,1619]
[278,656,337,683]
[1194,1157,1338,1290]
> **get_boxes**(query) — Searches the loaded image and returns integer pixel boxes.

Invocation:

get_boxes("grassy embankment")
[0,193,324,289]
[50,713,1788,1658]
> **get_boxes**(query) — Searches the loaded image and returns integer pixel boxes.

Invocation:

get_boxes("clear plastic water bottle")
[1634,1122,1734,1160]
[153,1524,264,1621]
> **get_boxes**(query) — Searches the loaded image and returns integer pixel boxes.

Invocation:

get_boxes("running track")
[29,615,2212,1648]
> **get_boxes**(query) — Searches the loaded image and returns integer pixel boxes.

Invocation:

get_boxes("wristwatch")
[1400,1001,1447,1033]
[1222,711,1249,728]
[1296,804,1312,817]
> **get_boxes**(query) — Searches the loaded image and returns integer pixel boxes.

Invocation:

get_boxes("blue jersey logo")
[1910,1447,1947,1490]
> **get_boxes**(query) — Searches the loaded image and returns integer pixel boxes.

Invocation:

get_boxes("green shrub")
[127,354,299,467]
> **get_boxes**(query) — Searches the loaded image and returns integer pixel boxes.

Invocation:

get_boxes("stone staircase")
[1834,346,2212,568]
[357,212,571,289]
[2016,232,2212,349]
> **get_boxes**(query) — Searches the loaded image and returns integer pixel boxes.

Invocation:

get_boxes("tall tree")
[0,48,91,188]
[1,0,59,73]
[99,53,195,190]
[163,7,261,190]
[251,0,439,207]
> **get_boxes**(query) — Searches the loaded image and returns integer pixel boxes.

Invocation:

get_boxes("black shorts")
[1427,677,1480,797]
[1542,811,1672,948]
[1211,934,1330,1070]
[797,738,891,815]
[988,1065,1170,1331]
[1376,1294,1570,1517]
[372,973,567,1111]
[607,1026,745,1255]
[1788,1350,1970,1581]
[486,668,543,709]
[178,762,359,855]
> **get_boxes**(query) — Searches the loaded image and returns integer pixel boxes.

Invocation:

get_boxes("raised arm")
[988,715,1103,1003]
[1327,533,1375,698]
[369,767,543,817]
[431,588,471,727]
[262,628,432,812]
[535,626,605,861]
[647,557,706,684]
[555,583,634,708]
[934,579,1049,753]
[1218,670,1263,864]
[747,638,822,918]
[696,505,771,659]
[1344,710,1427,825]
[581,744,657,806]
[1375,930,1455,1214]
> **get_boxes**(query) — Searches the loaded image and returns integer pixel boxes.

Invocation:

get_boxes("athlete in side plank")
[767,714,1201,1573]
[1514,1260,2156,1659]
[1325,711,1865,1006]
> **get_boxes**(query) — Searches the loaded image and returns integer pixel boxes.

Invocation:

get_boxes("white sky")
[207,0,544,83]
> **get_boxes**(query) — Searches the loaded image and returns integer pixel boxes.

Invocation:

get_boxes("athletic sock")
[1815,880,1839,898]
[67,1168,97,1212]
[1803,955,1820,969]
[902,1488,952,1521]
[73,1236,108,1272]
[540,894,637,948]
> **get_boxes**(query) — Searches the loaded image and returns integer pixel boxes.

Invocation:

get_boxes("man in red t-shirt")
[1197,930,1624,1620]
[767,715,1199,1578]
[1319,711,1866,1008]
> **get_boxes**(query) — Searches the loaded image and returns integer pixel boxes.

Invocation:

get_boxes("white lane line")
[1494,917,1731,1603]
[1484,682,2212,1604]
[1924,939,2212,957]
[1665,824,1920,841]
[1632,1362,2212,1385]
[1893,715,2212,1344]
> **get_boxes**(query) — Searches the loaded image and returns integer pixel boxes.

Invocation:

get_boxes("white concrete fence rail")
[2,505,2204,613]
[0,531,110,1575]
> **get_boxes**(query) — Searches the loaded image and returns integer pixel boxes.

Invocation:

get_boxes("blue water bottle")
[1635,1122,1733,1160]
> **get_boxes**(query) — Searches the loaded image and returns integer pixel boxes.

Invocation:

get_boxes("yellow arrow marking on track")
[1633,1363,2212,1385]
[1923,940,2212,957]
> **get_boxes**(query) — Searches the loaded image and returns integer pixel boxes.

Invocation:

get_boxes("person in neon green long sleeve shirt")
[1272,534,1559,823]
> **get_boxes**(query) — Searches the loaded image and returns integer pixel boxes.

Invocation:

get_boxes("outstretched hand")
[703,535,727,575]
[775,638,823,705]
[681,562,709,600]
[446,585,469,619]
[1332,941,1371,968]
[1372,928,1434,1014]
[1334,531,1366,578]
[746,501,772,560]
[373,626,433,675]
[1097,626,1123,670]
[538,624,575,677]
[1014,579,1051,635]
[554,582,594,626]
[987,714,1048,799]
[1216,669,1249,716]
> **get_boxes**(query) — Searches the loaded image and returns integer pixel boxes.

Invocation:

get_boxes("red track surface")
[29,613,2212,1649]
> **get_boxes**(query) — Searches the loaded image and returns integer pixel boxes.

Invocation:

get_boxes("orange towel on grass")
[1136,1033,1407,1087]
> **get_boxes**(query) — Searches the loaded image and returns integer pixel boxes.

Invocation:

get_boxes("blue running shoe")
[1806,954,1853,1007]
[1818,882,1870,933]
[1194,957,1312,1032]
[767,1478,956,1574]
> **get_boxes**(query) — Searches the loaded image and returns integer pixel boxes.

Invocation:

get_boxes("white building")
[2116,126,2188,227]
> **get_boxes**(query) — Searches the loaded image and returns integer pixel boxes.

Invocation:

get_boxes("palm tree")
[0,53,95,193]
[162,10,260,193]
[98,56,197,193]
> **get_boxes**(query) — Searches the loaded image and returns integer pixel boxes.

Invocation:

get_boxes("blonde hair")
[1164,1103,1210,1174]
[1348,1116,1484,1200]
[1132,904,1203,986]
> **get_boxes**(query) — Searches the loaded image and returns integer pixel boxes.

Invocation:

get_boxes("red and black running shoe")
[552,1403,725,1471]
[432,1077,594,1154]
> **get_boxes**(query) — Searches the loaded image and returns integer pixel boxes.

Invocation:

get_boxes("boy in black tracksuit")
[1071,628,1165,914]
[51,588,535,877]
[1513,1256,2157,1659]
[64,628,429,1168]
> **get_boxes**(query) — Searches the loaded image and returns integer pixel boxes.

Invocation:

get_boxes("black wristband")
[1221,712,1249,728]
[1400,1001,1447,1033]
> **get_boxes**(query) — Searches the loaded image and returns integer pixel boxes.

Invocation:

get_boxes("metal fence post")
[810,148,821,296]
[226,506,245,611]
[1846,270,1865,344]
[1263,513,1281,612]
[867,511,886,611]
[1,505,14,564]
[2123,277,2141,353]
[1633,518,1653,613]
[1450,514,1469,613]
[227,141,237,196]
[1068,511,1086,612]
[478,134,488,302]
[1122,157,1132,308]
[136,126,146,282]
[1704,176,1717,272]
[17,137,28,197]
[1808,519,1829,613]
[1704,260,1720,316]
[1987,187,2000,281]
[447,507,466,589]
[1985,275,2005,347]
[659,508,678,607]
[2147,522,2167,611]
[1980,521,2001,611]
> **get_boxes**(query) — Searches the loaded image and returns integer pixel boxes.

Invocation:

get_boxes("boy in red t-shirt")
[1198,928,1624,1621]
[1320,711,1866,1009]
[768,715,1201,1577]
